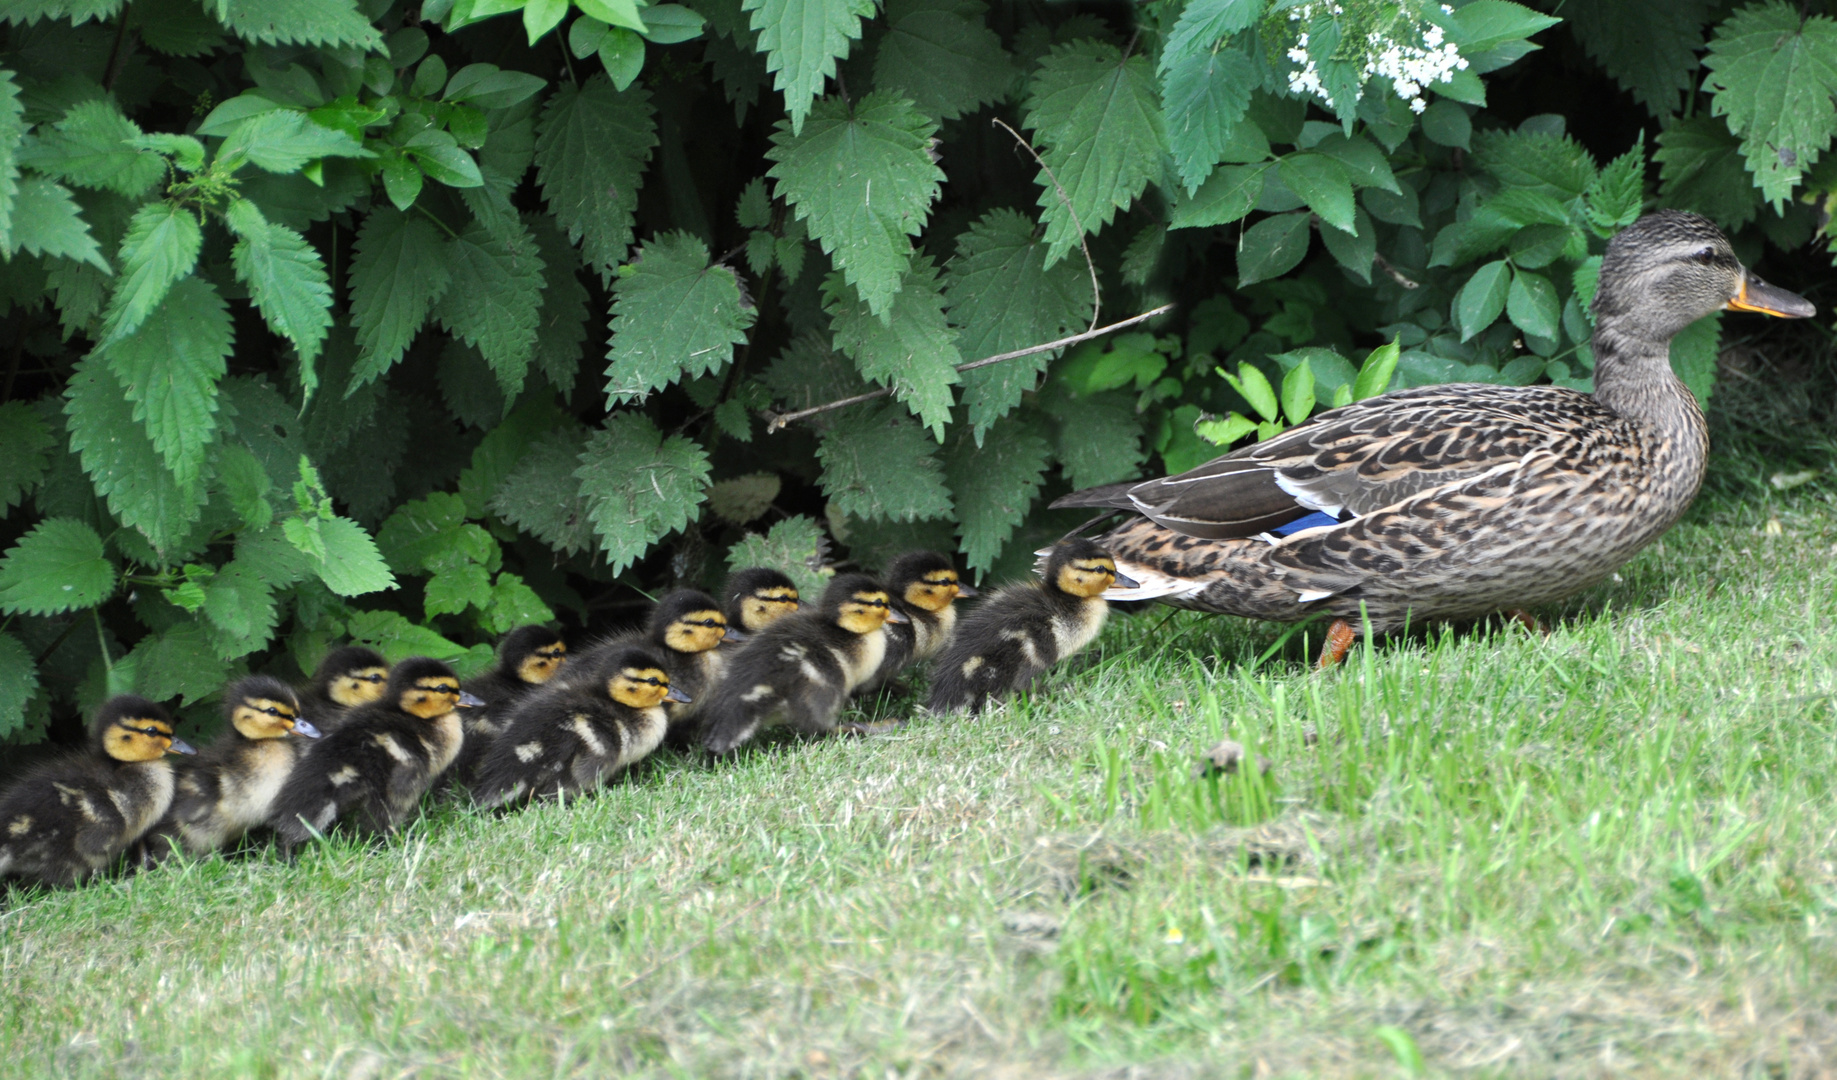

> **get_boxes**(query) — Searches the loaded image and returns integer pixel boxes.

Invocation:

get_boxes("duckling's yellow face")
[330,666,389,708]
[663,609,730,654]
[516,642,567,686]
[231,696,304,740]
[608,666,674,710]
[103,715,185,762]
[837,590,894,635]
[903,570,964,613]
[739,587,801,631]
[1056,557,1120,598]
[399,676,463,720]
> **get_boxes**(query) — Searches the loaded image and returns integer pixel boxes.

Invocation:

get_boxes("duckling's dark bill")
[292,719,322,738]
[1726,275,1816,318]
[458,690,488,708]
[665,685,692,703]
[168,738,197,755]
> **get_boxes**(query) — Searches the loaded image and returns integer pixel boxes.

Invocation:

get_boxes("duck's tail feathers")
[1048,481,1140,511]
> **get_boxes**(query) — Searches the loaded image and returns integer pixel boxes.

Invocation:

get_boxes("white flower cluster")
[1285,3,1470,114]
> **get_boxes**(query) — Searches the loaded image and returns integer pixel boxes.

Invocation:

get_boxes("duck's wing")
[1053,384,1607,539]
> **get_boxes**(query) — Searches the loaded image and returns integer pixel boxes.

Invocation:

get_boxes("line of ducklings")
[0,540,1135,891]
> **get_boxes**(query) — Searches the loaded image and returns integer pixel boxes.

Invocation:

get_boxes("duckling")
[139,676,320,863]
[723,566,805,634]
[269,658,483,850]
[472,645,687,808]
[856,550,976,696]
[451,625,568,779]
[0,696,196,887]
[924,538,1136,715]
[701,574,908,755]
[584,589,740,732]
[294,645,389,734]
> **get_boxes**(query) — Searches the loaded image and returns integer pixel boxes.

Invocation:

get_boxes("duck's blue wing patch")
[1270,510,1344,536]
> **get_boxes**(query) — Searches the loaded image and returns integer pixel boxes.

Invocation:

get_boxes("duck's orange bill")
[1726,275,1817,318]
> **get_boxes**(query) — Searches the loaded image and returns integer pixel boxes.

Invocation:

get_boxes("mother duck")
[1053,211,1814,665]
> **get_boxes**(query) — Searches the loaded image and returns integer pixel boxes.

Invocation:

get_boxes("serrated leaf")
[6,175,109,270]
[1236,211,1311,287]
[128,620,228,705]
[225,200,332,375]
[215,443,274,530]
[346,609,468,664]
[1584,138,1647,231]
[21,99,163,199]
[425,560,492,617]
[218,110,373,174]
[489,427,598,556]
[0,518,115,615]
[736,177,771,228]
[1023,41,1167,265]
[377,491,497,575]
[1569,0,1713,117]
[0,631,37,740]
[0,68,20,250]
[575,413,712,574]
[1161,42,1256,193]
[1655,115,1760,230]
[482,573,554,634]
[760,331,868,424]
[942,209,1093,440]
[0,400,54,512]
[526,214,591,397]
[1456,259,1512,341]
[313,515,396,596]
[1472,129,1597,200]
[872,0,1015,122]
[65,357,208,554]
[346,207,451,391]
[822,259,959,438]
[603,231,756,405]
[534,74,658,276]
[216,0,386,50]
[98,275,232,492]
[767,92,943,318]
[100,201,202,345]
[708,472,781,523]
[817,403,952,522]
[1042,390,1144,490]
[433,217,545,399]
[1702,2,1837,207]
[1161,0,1260,71]
[200,561,277,657]
[745,0,876,133]
[1670,311,1721,407]
[944,416,1049,573]
[726,514,831,601]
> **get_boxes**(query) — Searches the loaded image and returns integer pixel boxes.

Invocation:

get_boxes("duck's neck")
[1589,319,1710,486]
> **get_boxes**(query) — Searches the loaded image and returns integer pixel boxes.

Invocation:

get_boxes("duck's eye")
[1694,247,1717,265]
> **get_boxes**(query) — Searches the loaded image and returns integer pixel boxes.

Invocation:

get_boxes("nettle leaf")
[0,68,21,250]
[425,560,492,618]
[1471,129,1597,200]
[215,443,274,530]
[225,200,332,376]
[822,258,960,439]
[66,357,209,553]
[22,99,163,199]
[7,176,110,270]
[101,201,202,345]
[1569,0,1712,117]
[1670,310,1721,407]
[1024,41,1168,265]
[759,331,869,425]
[214,0,386,50]
[1585,139,1645,231]
[482,573,554,635]
[457,395,565,516]
[1655,115,1759,230]
[1162,0,1261,66]
[346,609,468,664]
[575,413,712,575]
[708,472,781,523]
[98,275,232,492]
[767,92,944,319]
[943,209,1093,440]
[872,0,1015,122]
[0,632,38,740]
[377,491,495,574]
[218,110,373,174]
[0,518,115,615]
[490,427,598,557]
[726,514,832,601]
[200,561,278,657]
[817,403,952,522]
[534,75,658,277]
[0,400,54,512]
[1702,2,1837,208]
[603,231,755,405]
[527,214,591,397]
[944,416,1050,574]
[433,217,545,399]
[347,207,451,392]
[744,0,876,133]
[1161,43,1257,193]
[313,515,396,596]
[129,621,229,705]
[1043,389,1144,490]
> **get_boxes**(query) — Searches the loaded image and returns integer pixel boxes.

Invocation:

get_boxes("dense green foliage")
[0,0,1830,746]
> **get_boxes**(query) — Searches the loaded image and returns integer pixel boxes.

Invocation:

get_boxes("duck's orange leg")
[1316,618,1356,669]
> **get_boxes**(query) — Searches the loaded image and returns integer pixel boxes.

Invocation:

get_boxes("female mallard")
[1054,211,1813,664]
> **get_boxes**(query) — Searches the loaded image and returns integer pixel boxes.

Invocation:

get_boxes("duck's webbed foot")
[1316,618,1356,669]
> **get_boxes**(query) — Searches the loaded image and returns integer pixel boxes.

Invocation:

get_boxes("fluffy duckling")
[452,625,568,779]
[472,645,687,808]
[701,574,908,755]
[295,645,389,734]
[269,658,483,849]
[0,696,195,887]
[586,589,740,732]
[857,550,976,696]
[924,539,1137,715]
[723,567,805,634]
[140,676,320,863]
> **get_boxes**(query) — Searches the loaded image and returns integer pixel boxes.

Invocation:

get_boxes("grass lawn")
[4,477,1836,1078]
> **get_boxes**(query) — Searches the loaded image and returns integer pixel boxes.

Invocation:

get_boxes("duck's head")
[94,696,194,761]
[884,550,976,614]
[312,646,390,709]
[496,625,568,687]
[390,658,483,720]
[651,589,740,654]
[226,675,317,740]
[601,646,693,710]
[724,567,804,632]
[1043,538,1139,598]
[822,574,907,635]
[1594,210,1814,339]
